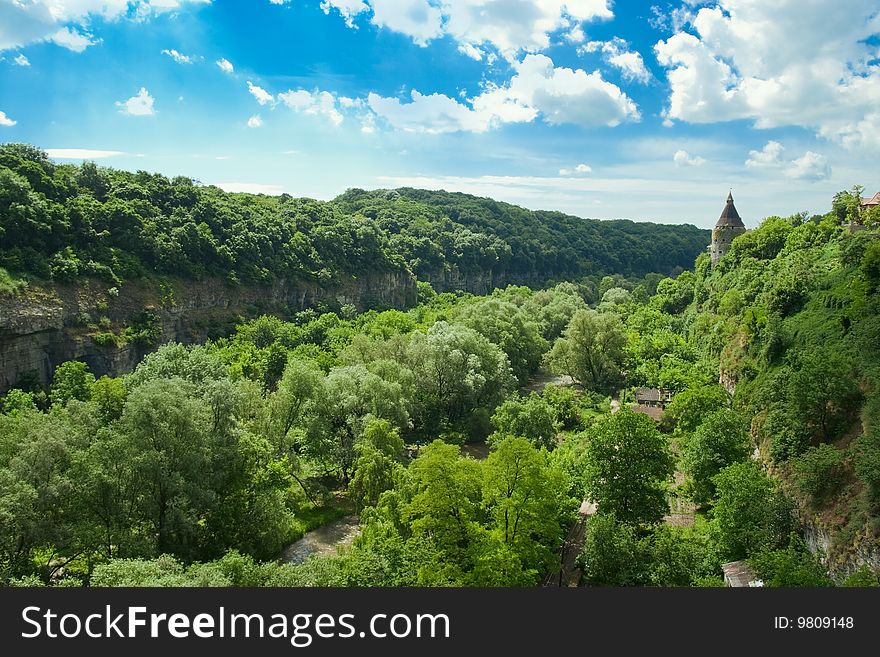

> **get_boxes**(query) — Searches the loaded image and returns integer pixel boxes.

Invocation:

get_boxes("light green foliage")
[681,409,751,507]
[455,297,547,383]
[50,361,95,406]
[305,365,408,484]
[663,384,730,435]
[91,375,127,423]
[482,437,570,580]
[490,393,559,450]
[582,409,674,524]
[546,309,626,394]
[406,321,515,433]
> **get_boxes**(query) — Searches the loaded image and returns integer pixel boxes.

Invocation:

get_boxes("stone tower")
[709,192,746,265]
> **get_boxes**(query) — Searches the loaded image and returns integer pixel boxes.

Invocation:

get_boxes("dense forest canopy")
[0,143,707,289]
[1,149,879,588]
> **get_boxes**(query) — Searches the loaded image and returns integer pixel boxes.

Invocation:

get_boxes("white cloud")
[323,0,614,59]
[368,90,494,133]
[115,87,156,116]
[745,140,784,168]
[579,38,652,83]
[497,54,640,127]
[278,89,344,125]
[214,182,285,195]
[744,140,831,181]
[368,53,638,133]
[45,148,125,159]
[673,149,706,166]
[559,163,592,175]
[458,43,485,61]
[161,48,192,64]
[0,1,210,52]
[247,81,274,105]
[785,151,831,181]
[50,27,98,52]
[216,58,234,73]
[13,54,30,66]
[320,0,369,27]
[0,110,16,126]
[654,0,880,150]
[247,115,263,128]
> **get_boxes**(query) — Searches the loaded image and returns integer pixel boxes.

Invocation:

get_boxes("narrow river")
[279,515,361,565]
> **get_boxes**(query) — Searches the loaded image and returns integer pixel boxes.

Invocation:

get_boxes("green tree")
[681,409,751,507]
[710,461,787,560]
[50,361,95,406]
[581,512,651,586]
[490,393,559,450]
[582,409,674,524]
[456,298,548,384]
[482,437,571,580]
[663,384,730,435]
[546,309,626,394]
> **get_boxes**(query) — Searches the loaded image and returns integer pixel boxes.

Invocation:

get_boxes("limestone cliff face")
[802,519,880,583]
[0,271,416,392]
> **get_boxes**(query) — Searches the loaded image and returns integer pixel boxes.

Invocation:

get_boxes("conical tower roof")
[716,192,744,228]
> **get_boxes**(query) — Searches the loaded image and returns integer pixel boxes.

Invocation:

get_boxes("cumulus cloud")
[673,149,706,166]
[247,115,263,128]
[115,87,156,116]
[786,151,831,181]
[322,0,614,59]
[216,58,234,73]
[654,0,880,150]
[0,110,16,126]
[368,53,639,133]
[278,89,345,125]
[0,1,211,52]
[161,49,193,64]
[247,81,274,105]
[745,140,784,168]
[579,38,652,83]
[13,54,30,66]
[745,140,831,181]
[45,148,125,159]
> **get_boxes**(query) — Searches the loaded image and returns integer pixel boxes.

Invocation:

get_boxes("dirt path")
[543,500,597,587]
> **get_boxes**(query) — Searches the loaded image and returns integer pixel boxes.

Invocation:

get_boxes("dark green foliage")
[750,536,833,587]
[581,512,651,586]
[0,145,708,288]
[791,444,847,507]
[709,461,794,561]
[681,409,751,507]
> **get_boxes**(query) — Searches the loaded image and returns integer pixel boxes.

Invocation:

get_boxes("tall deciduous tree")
[546,309,626,395]
[582,409,673,524]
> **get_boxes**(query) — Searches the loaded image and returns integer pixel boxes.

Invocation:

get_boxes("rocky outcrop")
[0,271,417,392]
[802,520,880,583]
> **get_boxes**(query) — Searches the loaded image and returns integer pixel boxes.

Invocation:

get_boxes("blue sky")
[1,1,878,228]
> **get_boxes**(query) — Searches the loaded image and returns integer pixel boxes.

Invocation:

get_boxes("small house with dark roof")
[709,192,747,265]
[632,388,675,422]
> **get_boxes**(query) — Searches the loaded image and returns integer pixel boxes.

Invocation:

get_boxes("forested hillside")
[0,143,706,290]
[2,147,878,587]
